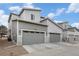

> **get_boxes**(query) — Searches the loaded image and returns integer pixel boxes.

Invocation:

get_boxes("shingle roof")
[40,17,63,30]
[68,27,79,32]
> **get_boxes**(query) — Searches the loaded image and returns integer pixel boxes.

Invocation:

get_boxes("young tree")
[0,25,7,38]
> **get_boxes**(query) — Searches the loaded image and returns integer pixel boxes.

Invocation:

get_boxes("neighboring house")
[58,22,79,43]
[8,8,63,45]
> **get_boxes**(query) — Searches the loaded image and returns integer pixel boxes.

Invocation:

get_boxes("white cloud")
[56,8,65,16]
[54,20,63,23]
[71,23,79,29]
[0,15,9,27]
[9,3,41,14]
[66,3,79,13]
[9,6,22,14]
[47,8,65,19]
[23,3,34,9]
[23,3,41,9]
[47,13,55,19]
[0,10,9,27]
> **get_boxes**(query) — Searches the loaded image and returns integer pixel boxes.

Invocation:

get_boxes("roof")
[8,13,19,22]
[19,8,41,16]
[68,27,79,32]
[8,8,41,22]
[13,19,48,27]
[57,21,68,24]
[23,8,41,11]
[40,18,63,30]
[40,16,45,19]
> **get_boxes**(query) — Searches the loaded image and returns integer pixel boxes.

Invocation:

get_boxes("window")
[31,14,35,20]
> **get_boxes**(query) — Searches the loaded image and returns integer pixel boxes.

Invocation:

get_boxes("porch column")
[60,33,63,42]
[45,32,49,43]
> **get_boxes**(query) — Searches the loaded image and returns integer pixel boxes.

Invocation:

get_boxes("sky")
[0,3,79,28]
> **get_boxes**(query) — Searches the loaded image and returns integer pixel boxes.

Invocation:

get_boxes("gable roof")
[57,21,68,24]
[68,27,79,32]
[8,8,41,23]
[57,21,79,32]
[8,13,19,22]
[40,18,63,30]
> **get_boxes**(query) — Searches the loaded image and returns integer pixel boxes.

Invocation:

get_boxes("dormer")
[19,8,41,23]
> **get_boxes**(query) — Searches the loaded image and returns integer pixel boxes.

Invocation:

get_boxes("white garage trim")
[17,20,22,45]
[17,29,46,45]
[60,34,62,42]
[21,29,46,33]
[10,20,12,41]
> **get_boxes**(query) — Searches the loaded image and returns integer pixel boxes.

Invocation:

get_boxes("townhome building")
[8,8,63,45]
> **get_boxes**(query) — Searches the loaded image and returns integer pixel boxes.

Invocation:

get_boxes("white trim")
[60,33,62,42]
[17,20,23,45]
[21,29,46,33]
[21,30,23,45]
[16,20,21,45]
[10,20,15,43]
[44,32,49,43]
[16,20,18,45]
[11,20,13,40]
[45,32,50,43]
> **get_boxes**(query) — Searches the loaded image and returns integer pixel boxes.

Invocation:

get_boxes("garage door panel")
[38,32,44,43]
[22,32,29,45]
[50,33,60,42]
[22,31,45,45]
[22,32,33,45]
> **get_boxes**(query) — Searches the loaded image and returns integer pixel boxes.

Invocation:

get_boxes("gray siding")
[12,21,17,42]
[20,10,41,22]
[18,21,47,32]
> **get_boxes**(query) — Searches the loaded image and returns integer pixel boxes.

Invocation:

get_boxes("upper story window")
[31,14,35,20]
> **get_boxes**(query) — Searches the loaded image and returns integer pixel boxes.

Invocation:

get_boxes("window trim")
[31,14,35,20]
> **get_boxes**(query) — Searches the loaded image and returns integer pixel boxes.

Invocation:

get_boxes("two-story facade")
[8,8,63,45]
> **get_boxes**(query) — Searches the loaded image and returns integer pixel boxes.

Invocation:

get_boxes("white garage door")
[50,33,60,43]
[22,31,45,45]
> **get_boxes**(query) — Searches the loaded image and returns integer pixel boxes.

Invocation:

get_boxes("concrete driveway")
[23,42,79,56]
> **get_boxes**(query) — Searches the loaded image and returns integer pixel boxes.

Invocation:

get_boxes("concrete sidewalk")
[23,43,63,53]
[23,42,79,56]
